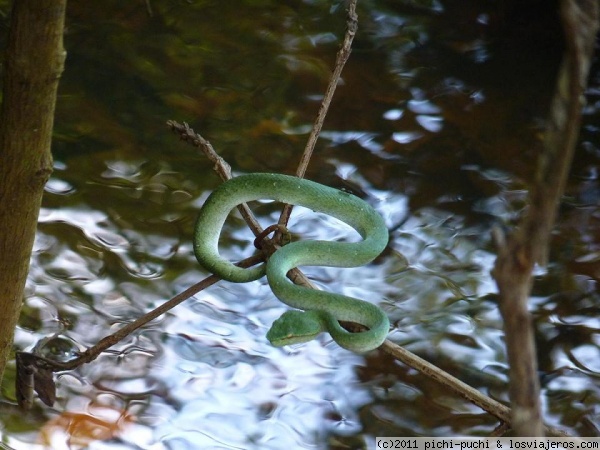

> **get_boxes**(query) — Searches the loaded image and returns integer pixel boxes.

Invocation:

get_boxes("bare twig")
[17,255,263,373]
[166,120,264,235]
[277,0,359,229]
[143,0,153,17]
[491,0,599,437]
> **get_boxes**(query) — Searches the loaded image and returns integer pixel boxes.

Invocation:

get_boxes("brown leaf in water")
[38,405,135,448]
[33,367,56,407]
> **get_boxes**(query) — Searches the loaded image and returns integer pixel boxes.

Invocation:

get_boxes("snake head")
[266,310,325,347]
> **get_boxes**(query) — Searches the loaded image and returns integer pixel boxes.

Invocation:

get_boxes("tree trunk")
[0,0,67,382]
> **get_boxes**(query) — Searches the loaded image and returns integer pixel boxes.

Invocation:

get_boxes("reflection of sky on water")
[3,0,599,447]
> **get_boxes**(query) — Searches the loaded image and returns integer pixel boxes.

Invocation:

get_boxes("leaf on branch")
[15,352,57,409]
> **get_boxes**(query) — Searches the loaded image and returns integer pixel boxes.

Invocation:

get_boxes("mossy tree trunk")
[0,0,67,382]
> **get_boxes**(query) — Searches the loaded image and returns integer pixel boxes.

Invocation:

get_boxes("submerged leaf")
[38,405,135,448]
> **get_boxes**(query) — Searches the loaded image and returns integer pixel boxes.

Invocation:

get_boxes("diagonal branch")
[491,0,599,437]
[380,340,569,437]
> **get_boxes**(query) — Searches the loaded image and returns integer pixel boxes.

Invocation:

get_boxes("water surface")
[1,1,599,448]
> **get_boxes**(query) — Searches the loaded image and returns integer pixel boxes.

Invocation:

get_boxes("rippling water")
[1,1,599,448]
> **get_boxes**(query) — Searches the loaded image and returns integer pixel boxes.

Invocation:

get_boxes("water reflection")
[1,0,599,448]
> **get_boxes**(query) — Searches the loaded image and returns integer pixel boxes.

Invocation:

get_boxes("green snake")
[193,173,390,353]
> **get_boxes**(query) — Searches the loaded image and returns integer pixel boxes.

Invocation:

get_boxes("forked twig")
[166,120,319,290]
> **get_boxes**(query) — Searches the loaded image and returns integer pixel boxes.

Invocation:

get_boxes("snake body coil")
[193,173,389,353]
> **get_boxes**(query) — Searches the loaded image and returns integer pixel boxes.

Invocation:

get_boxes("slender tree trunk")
[0,0,67,382]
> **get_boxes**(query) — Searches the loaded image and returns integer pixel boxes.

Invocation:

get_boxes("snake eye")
[266,310,322,347]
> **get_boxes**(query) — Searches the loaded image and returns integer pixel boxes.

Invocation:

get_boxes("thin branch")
[18,255,263,374]
[380,339,569,437]
[491,0,598,437]
[167,120,263,235]
[277,0,359,229]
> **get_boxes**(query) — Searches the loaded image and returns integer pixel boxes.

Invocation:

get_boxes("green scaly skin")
[193,173,390,353]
